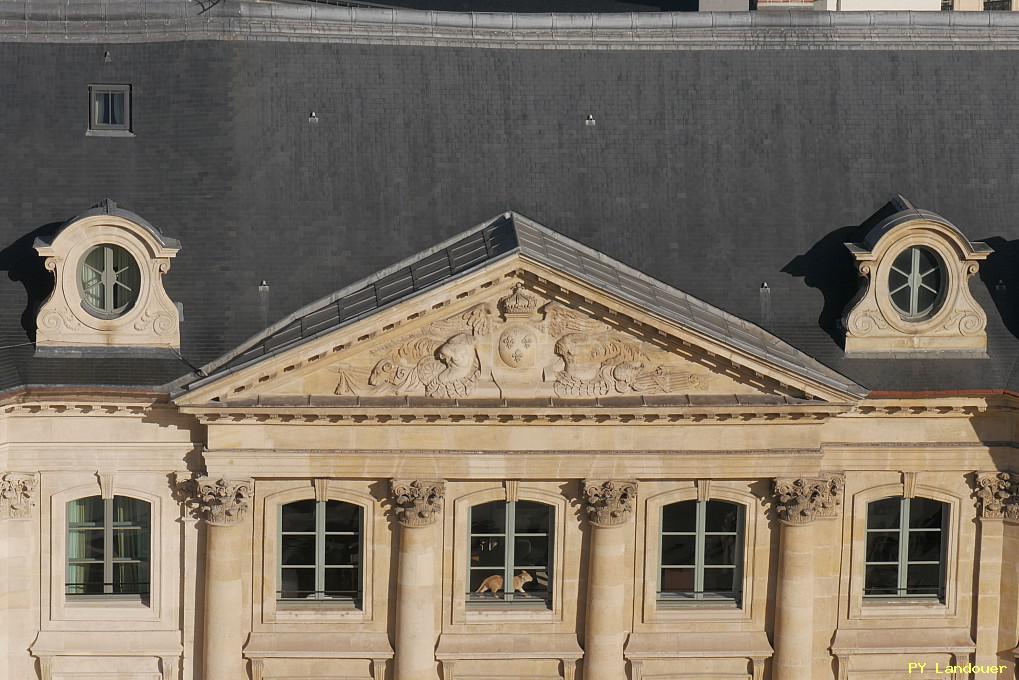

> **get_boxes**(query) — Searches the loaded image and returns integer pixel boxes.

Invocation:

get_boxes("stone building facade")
[3,3,1019,680]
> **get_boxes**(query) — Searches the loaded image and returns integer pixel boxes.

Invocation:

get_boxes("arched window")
[279,499,362,603]
[66,495,150,598]
[865,496,947,600]
[888,245,945,320]
[79,243,141,318]
[659,499,743,604]
[468,500,552,608]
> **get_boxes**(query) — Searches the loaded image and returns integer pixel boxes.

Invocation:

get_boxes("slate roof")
[191,213,864,398]
[3,1,1019,397]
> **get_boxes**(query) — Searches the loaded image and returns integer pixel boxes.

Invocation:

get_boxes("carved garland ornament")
[390,479,446,527]
[338,283,706,400]
[583,480,638,527]
[177,476,253,526]
[975,472,1019,522]
[0,472,38,520]
[773,475,845,525]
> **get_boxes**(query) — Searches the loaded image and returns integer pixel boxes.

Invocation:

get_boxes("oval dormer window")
[888,245,945,321]
[78,244,141,318]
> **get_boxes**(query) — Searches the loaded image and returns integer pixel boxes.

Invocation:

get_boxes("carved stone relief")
[583,480,637,527]
[390,479,445,527]
[0,472,38,520]
[314,283,724,400]
[772,474,845,525]
[176,475,253,526]
[975,471,1019,522]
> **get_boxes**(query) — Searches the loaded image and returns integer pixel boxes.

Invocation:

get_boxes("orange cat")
[475,570,533,594]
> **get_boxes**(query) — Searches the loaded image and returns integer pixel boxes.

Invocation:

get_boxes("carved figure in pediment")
[365,302,493,397]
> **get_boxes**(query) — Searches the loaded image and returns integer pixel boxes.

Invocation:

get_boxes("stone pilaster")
[771,475,844,680]
[1,473,38,680]
[391,480,445,680]
[582,480,637,680]
[973,472,1018,678]
[178,475,253,680]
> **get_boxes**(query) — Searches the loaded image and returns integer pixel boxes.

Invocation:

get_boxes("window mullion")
[103,246,115,313]
[104,497,114,595]
[909,247,920,316]
[315,501,326,600]
[694,500,706,599]
[898,499,910,595]
[505,501,516,603]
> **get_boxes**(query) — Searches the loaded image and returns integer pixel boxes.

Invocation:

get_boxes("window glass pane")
[110,92,125,126]
[280,568,315,599]
[661,535,695,566]
[80,247,105,311]
[281,500,316,533]
[521,568,550,597]
[865,565,899,595]
[703,535,737,566]
[67,562,105,595]
[906,564,941,595]
[513,535,548,567]
[662,501,696,532]
[113,563,147,595]
[113,496,149,526]
[281,535,316,566]
[471,502,505,534]
[113,528,148,561]
[909,498,944,529]
[470,568,507,598]
[867,498,901,530]
[323,535,359,566]
[515,501,550,534]
[68,528,104,560]
[324,568,357,598]
[325,501,359,532]
[68,496,104,527]
[907,531,942,562]
[470,536,505,567]
[704,501,739,532]
[660,567,695,593]
[111,245,139,310]
[865,532,899,563]
[702,567,736,593]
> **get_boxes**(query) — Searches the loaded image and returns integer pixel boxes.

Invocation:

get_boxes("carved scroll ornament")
[773,474,845,525]
[1,472,38,520]
[583,480,637,527]
[177,476,253,526]
[390,479,446,527]
[975,471,1019,522]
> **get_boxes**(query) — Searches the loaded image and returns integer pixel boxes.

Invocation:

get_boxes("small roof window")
[88,84,132,136]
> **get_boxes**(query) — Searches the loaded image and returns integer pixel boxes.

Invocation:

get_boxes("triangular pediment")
[176,214,864,406]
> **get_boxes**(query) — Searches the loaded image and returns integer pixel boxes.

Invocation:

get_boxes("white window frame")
[657,498,744,607]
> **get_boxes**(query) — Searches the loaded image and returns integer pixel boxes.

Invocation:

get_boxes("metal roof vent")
[308,111,319,124]
[585,114,596,127]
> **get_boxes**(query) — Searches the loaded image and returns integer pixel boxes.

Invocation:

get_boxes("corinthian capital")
[390,480,445,527]
[975,471,1019,522]
[177,475,253,526]
[583,480,637,527]
[1,472,38,520]
[773,474,845,525]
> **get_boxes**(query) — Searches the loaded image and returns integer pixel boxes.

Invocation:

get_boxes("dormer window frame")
[842,204,991,355]
[33,200,182,350]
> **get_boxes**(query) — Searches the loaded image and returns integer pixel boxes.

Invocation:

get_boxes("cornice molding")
[3,4,1019,51]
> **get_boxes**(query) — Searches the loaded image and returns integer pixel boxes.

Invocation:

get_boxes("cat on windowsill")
[474,570,533,595]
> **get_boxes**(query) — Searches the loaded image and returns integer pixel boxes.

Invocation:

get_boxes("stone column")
[974,472,1016,679]
[391,480,445,680]
[180,476,253,680]
[581,480,637,680]
[1,473,38,680]
[771,475,844,680]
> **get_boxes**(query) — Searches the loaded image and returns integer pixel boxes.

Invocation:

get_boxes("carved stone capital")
[390,479,445,527]
[177,476,253,527]
[1,472,38,520]
[975,471,1019,522]
[773,474,845,525]
[583,480,637,527]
